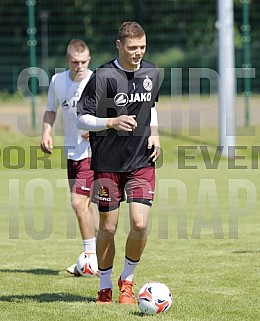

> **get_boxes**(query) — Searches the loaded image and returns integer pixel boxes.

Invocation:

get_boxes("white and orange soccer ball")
[137,281,172,315]
[76,251,99,277]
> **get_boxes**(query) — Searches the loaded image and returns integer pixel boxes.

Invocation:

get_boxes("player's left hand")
[148,135,160,162]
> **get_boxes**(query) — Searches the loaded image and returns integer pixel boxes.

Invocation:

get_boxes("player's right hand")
[40,135,53,154]
[107,115,137,131]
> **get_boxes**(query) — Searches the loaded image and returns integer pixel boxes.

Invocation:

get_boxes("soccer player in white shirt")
[41,39,98,276]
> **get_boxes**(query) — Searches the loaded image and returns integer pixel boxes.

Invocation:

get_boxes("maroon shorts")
[67,158,94,196]
[92,166,155,212]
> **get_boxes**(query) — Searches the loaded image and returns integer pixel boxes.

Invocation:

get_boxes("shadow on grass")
[232,250,260,254]
[0,292,95,303]
[0,268,59,275]
[130,311,147,317]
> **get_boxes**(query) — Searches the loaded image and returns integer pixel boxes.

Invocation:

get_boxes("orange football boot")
[118,277,136,304]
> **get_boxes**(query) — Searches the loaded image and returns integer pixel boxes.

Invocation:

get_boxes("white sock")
[99,267,113,291]
[83,237,96,252]
[120,257,139,282]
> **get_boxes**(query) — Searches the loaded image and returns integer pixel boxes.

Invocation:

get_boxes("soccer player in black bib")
[77,21,161,304]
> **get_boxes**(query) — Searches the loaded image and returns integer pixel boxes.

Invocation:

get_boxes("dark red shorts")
[67,158,94,196]
[91,166,155,212]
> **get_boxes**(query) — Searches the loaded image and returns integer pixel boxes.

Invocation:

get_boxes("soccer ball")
[137,281,172,315]
[76,251,99,277]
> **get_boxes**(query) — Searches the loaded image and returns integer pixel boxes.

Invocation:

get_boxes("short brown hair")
[66,39,89,58]
[117,21,145,43]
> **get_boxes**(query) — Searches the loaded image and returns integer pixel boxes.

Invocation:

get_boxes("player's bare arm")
[148,106,160,162]
[41,110,56,154]
[148,125,160,162]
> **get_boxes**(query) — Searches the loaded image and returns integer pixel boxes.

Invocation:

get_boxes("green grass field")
[0,127,260,321]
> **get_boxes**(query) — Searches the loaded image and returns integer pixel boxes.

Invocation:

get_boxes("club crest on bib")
[143,76,152,91]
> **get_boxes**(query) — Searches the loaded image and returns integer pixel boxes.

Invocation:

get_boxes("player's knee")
[132,221,147,233]
[99,222,117,236]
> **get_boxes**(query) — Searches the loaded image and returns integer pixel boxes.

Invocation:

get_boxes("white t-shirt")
[46,69,92,160]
